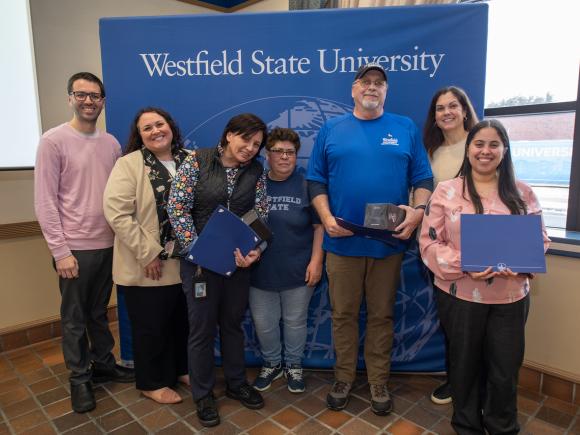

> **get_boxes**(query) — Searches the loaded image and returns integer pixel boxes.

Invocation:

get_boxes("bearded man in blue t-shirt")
[306,63,433,416]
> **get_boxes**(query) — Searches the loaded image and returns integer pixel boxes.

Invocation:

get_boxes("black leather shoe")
[196,392,220,427]
[70,382,96,413]
[226,382,264,409]
[92,364,135,384]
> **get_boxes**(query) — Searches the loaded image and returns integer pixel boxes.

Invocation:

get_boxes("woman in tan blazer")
[103,107,189,404]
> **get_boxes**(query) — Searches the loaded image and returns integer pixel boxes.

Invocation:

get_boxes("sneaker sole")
[370,402,393,416]
[252,370,284,391]
[287,385,305,394]
[198,416,220,427]
[326,396,349,411]
[430,394,453,405]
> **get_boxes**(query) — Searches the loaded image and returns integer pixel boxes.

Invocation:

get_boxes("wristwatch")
[414,204,426,210]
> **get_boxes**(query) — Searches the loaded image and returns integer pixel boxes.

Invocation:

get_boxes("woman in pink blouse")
[419,119,549,434]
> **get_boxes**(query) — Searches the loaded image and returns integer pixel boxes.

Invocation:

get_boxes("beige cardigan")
[103,151,180,286]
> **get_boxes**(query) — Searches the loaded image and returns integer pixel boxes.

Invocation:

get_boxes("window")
[486,108,575,229]
[483,0,579,231]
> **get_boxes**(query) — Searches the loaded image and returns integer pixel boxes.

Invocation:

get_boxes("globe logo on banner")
[183,96,351,170]
[190,97,442,370]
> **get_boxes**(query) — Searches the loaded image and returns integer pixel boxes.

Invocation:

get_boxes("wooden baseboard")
[0,305,118,353]
[523,360,580,384]
[519,362,579,405]
[0,221,42,240]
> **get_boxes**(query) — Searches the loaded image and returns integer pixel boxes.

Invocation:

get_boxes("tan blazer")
[103,151,181,286]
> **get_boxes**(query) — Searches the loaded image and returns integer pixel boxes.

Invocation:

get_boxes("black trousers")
[120,283,189,391]
[57,248,116,385]
[181,260,250,400]
[429,271,451,380]
[437,288,529,435]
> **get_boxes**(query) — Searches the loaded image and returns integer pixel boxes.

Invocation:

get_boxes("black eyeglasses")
[269,148,297,157]
[69,91,104,102]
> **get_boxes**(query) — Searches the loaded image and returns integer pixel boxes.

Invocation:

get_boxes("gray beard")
[361,100,381,111]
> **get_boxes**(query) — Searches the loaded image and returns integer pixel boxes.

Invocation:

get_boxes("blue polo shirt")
[306,112,432,258]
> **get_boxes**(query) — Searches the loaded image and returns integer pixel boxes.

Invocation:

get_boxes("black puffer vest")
[192,147,263,233]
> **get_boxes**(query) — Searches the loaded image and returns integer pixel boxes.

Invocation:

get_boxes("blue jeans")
[249,286,314,366]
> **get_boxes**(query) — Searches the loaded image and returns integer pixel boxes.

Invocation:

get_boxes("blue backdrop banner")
[100,4,488,372]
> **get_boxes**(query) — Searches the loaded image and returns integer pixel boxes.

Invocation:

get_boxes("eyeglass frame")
[69,91,104,102]
[268,148,297,157]
[356,78,387,89]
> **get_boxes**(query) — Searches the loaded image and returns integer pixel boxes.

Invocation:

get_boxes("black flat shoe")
[92,363,135,384]
[70,381,96,413]
[196,392,220,427]
[431,381,452,405]
[226,382,264,409]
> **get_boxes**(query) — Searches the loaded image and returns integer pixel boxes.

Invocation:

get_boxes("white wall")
[30,0,287,133]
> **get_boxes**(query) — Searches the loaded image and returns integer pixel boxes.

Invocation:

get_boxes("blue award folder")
[335,217,399,247]
[185,205,261,277]
[460,214,546,273]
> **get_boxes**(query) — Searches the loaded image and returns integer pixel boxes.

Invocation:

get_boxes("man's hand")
[393,205,423,240]
[56,255,79,279]
[322,215,354,238]
[144,258,163,280]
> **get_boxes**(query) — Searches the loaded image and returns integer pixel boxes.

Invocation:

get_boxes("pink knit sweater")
[34,123,121,260]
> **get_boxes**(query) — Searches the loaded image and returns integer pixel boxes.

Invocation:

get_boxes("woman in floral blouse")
[104,107,189,404]
[419,119,549,434]
[167,113,268,428]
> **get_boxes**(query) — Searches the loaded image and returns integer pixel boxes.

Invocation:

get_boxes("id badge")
[194,282,207,299]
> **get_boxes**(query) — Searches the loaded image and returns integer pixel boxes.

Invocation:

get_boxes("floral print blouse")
[419,176,550,304]
[166,148,268,250]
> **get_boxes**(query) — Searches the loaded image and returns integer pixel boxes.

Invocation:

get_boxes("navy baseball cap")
[354,62,387,82]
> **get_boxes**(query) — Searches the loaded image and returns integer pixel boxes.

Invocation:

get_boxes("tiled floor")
[1,324,579,434]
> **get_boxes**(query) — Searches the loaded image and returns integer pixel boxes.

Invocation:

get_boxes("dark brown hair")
[459,119,527,215]
[125,107,184,155]
[423,86,478,157]
[218,113,267,152]
[67,72,105,97]
[266,127,301,152]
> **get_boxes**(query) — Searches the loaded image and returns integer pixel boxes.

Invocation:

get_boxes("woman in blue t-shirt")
[249,127,324,394]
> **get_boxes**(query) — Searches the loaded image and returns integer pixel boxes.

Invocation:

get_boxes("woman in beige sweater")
[422,86,478,405]
[103,107,189,404]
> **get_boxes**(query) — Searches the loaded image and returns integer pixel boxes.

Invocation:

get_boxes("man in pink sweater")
[34,72,134,413]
